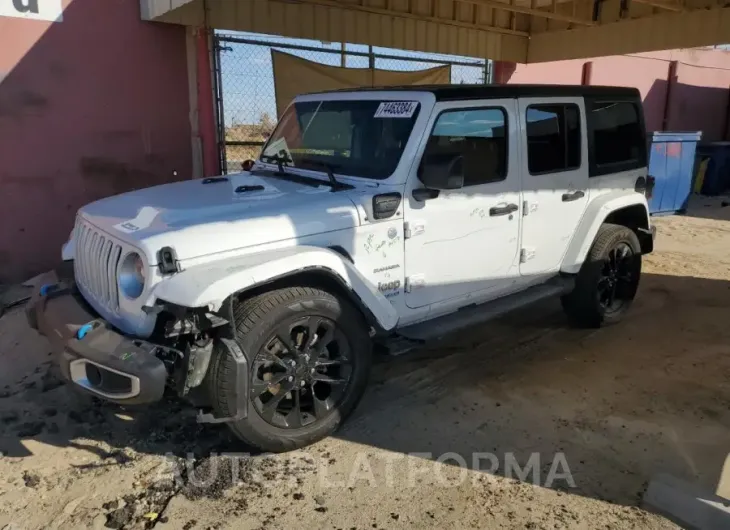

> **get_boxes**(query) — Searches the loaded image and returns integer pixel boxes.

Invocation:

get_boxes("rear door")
[518,97,589,276]
[584,97,649,200]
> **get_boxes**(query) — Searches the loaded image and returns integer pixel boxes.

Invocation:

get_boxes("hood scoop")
[202,177,228,184]
[235,184,265,194]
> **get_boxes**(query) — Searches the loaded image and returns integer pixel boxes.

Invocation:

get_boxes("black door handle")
[412,188,440,201]
[489,203,519,216]
[562,190,585,202]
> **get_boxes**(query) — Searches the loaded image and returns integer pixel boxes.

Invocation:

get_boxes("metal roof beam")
[460,0,596,25]
[631,0,683,10]
[294,0,529,37]
[527,5,730,62]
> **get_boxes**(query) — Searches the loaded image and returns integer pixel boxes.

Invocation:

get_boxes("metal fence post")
[212,35,229,174]
[213,33,487,170]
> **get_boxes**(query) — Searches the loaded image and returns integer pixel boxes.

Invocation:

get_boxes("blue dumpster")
[647,131,702,215]
[695,141,730,196]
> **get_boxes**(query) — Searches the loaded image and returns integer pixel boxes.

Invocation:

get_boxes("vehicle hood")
[78,172,363,262]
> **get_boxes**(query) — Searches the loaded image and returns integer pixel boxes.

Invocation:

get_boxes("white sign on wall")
[0,0,63,22]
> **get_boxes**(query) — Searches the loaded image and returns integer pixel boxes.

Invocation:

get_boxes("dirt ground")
[2,196,730,530]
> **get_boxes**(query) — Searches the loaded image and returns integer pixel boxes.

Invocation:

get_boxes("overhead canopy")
[142,0,730,63]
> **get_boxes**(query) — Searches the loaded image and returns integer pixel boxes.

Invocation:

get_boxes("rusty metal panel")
[529,7,730,62]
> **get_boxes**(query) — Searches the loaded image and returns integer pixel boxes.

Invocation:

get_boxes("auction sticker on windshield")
[374,101,418,118]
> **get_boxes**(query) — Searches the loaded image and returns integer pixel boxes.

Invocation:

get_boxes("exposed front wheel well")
[227,270,380,335]
[208,283,372,452]
[604,204,653,254]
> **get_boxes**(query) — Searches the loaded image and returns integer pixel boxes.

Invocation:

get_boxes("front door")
[403,99,522,310]
[517,98,590,276]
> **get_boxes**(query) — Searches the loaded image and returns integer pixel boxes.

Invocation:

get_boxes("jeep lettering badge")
[378,280,401,292]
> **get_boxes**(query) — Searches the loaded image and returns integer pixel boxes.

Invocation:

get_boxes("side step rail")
[394,276,574,344]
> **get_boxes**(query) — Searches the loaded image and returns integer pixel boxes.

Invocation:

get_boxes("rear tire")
[208,286,371,452]
[561,223,642,328]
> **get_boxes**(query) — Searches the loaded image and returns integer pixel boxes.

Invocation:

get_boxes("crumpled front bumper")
[26,281,169,405]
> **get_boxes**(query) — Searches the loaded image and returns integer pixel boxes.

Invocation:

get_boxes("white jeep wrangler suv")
[28,84,655,452]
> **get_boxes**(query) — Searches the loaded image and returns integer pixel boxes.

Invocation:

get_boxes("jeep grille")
[73,219,122,311]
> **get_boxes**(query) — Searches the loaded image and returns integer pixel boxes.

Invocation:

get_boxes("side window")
[589,101,645,174]
[526,104,581,175]
[421,108,507,186]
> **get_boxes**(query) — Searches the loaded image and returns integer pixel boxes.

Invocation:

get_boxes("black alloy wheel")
[561,223,642,328]
[250,316,353,429]
[598,241,637,314]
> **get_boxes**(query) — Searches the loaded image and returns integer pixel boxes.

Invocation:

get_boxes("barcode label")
[374,101,418,119]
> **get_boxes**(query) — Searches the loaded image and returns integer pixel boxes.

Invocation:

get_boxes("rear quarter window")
[587,99,647,177]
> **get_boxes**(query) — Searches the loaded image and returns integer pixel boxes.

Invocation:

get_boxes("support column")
[492,61,517,84]
[662,60,678,131]
[581,61,593,85]
[195,27,219,177]
[186,27,203,180]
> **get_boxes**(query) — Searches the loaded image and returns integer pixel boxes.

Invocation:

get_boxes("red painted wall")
[0,0,192,282]
[669,61,730,140]
[504,59,584,85]
[494,48,730,142]
[587,55,672,132]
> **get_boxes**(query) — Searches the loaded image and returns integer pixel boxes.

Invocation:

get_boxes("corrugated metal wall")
[208,0,527,61]
[147,0,730,64]
[528,7,730,62]
[149,0,529,62]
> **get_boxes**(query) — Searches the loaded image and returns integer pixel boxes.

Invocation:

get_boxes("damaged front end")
[151,299,249,423]
[27,277,248,424]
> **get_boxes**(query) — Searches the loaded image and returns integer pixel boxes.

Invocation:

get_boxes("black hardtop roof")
[313,84,641,101]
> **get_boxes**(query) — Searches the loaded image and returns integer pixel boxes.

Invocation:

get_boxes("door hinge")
[403,222,425,240]
[520,248,536,263]
[523,201,538,215]
[404,274,426,293]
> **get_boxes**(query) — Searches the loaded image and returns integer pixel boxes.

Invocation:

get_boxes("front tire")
[561,223,642,328]
[208,286,371,452]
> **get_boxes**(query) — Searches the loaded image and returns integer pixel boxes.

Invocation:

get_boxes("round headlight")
[119,252,146,299]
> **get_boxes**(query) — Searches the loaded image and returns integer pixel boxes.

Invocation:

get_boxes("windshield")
[260,99,420,180]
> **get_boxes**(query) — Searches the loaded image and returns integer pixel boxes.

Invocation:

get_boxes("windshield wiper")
[297,158,352,192]
[260,152,352,191]
[260,153,292,175]
[257,153,329,189]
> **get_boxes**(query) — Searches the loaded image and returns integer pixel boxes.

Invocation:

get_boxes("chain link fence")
[214,32,490,173]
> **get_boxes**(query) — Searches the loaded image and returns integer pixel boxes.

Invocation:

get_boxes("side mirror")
[242,159,255,171]
[418,155,464,190]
